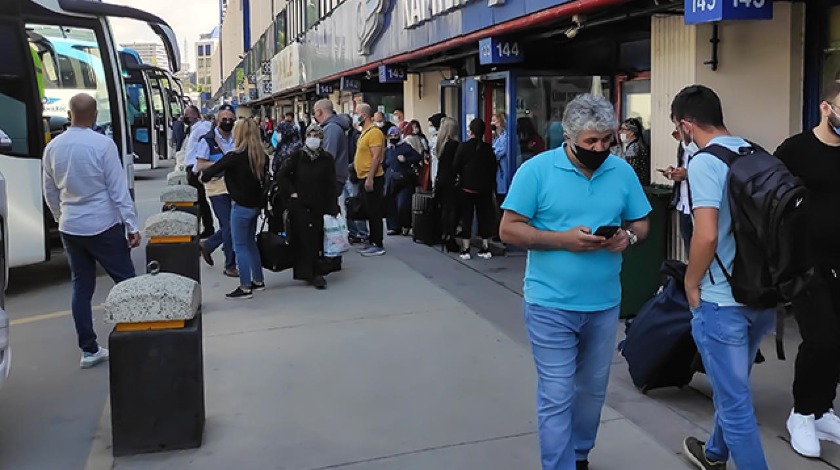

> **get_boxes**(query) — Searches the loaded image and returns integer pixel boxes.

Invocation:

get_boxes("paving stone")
[104,272,200,324]
[143,211,198,238]
[166,171,187,186]
[160,185,197,203]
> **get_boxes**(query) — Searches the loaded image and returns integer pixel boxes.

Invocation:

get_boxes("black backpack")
[702,143,814,309]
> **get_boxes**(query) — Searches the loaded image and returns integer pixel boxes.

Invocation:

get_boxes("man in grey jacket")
[313,99,368,243]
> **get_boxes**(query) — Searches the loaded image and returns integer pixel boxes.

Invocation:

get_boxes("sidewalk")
[86,238,686,469]
[410,239,840,469]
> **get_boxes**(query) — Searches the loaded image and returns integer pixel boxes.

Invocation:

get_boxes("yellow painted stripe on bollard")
[115,320,186,332]
[149,236,192,244]
[163,202,195,207]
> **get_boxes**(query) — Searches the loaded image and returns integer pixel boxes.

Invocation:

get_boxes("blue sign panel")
[684,0,773,24]
[340,77,362,92]
[478,37,524,65]
[316,83,335,95]
[378,64,407,83]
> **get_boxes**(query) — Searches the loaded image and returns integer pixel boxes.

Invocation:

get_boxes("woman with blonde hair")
[201,118,268,299]
[434,117,461,249]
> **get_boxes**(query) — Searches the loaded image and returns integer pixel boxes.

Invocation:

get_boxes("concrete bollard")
[166,170,188,186]
[144,211,200,283]
[160,184,199,221]
[106,264,204,456]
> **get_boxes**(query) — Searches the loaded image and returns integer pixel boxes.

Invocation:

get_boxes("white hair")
[314,99,334,115]
[562,94,618,143]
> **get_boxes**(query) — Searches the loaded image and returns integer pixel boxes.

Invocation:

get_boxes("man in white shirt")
[182,105,215,238]
[42,94,140,369]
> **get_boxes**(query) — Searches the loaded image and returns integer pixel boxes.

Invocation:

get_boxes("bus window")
[0,23,34,155]
[28,25,114,135]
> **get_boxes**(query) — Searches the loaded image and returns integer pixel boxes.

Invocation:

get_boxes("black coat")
[453,138,496,195]
[276,149,340,216]
[435,139,459,198]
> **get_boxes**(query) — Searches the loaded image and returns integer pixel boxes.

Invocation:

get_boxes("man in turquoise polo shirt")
[500,93,651,470]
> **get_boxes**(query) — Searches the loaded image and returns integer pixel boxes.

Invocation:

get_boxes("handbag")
[256,211,295,272]
[345,194,367,221]
[323,214,351,257]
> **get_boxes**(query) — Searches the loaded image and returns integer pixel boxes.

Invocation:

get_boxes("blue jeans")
[386,184,414,231]
[691,300,775,469]
[341,179,368,239]
[61,224,136,353]
[524,302,619,470]
[230,203,264,288]
[205,194,235,270]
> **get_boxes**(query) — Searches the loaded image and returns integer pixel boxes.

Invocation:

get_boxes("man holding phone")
[500,94,650,470]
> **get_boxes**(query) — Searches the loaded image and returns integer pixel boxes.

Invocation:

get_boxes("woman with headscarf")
[200,118,268,299]
[384,127,424,236]
[616,117,651,186]
[271,119,303,175]
[276,123,340,290]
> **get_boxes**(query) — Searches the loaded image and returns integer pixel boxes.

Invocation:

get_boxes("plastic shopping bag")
[323,214,351,257]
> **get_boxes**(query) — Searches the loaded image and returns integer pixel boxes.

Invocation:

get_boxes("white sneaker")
[788,410,821,457]
[459,251,471,260]
[477,249,493,259]
[80,346,109,369]
[816,409,840,445]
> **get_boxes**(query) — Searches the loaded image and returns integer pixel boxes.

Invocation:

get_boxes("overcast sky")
[109,0,219,69]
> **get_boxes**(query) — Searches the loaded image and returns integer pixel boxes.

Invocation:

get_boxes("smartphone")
[594,225,620,238]
[656,168,668,174]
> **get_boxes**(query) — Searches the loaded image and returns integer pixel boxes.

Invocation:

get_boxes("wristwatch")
[626,228,638,246]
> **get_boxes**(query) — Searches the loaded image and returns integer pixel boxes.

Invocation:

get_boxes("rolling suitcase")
[412,191,440,245]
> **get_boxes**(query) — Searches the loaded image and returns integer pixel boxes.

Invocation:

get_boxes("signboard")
[315,83,335,95]
[684,0,773,24]
[260,79,272,97]
[478,37,524,65]
[341,77,362,92]
[247,73,257,85]
[249,89,258,100]
[378,64,406,83]
[271,42,302,93]
[261,61,271,75]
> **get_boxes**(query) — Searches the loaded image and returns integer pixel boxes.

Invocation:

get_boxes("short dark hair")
[670,85,725,128]
[822,81,840,103]
[469,118,485,138]
[394,107,404,114]
[285,112,294,118]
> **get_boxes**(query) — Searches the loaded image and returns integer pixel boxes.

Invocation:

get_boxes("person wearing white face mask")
[616,117,650,186]
[276,122,341,290]
[663,128,698,251]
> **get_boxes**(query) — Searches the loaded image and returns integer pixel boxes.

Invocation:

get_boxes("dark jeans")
[679,211,693,252]
[186,165,214,235]
[360,176,385,247]
[386,184,414,232]
[205,194,236,270]
[288,202,324,281]
[459,191,495,239]
[61,224,136,353]
[792,266,840,417]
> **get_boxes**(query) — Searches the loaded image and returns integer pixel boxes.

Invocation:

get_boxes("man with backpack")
[775,81,840,459]
[675,85,807,470]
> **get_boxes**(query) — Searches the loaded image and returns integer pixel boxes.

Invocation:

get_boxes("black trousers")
[792,265,840,417]
[288,203,323,281]
[459,191,495,240]
[360,176,385,247]
[186,165,214,235]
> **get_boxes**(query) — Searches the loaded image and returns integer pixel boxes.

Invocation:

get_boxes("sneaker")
[250,281,266,291]
[575,461,589,470]
[683,437,726,469]
[223,267,240,278]
[788,410,821,457]
[477,249,493,259]
[387,229,399,236]
[199,241,214,266]
[816,409,840,445]
[360,245,386,257]
[348,235,367,245]
[80,347,109,369]
[459,250,471,260]
[402,228,411,236]
[355,242,373,253]
[226,287,253,300]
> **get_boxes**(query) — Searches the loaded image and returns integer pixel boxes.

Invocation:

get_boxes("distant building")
[120,42,170,71]
[196,27,220,90]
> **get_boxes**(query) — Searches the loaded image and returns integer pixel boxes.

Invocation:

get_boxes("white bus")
[0,0,180,269]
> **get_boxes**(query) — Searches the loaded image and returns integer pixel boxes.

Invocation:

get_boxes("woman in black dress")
[276,123,340,289]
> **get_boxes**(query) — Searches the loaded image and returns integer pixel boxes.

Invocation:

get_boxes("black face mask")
[183,117,193,126]
[491,124,497,132]
[219,121,234,133]
[573,144,610,171]
[389,138,400,145]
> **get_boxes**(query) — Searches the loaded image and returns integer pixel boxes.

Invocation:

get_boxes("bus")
[0,0,180,269]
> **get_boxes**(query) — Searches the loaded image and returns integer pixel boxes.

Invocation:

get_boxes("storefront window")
[514,75,610,165]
